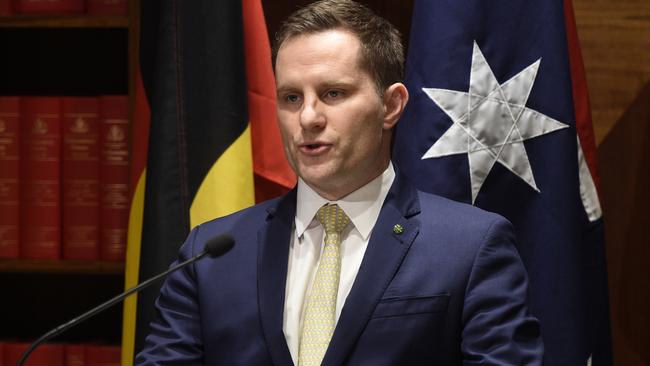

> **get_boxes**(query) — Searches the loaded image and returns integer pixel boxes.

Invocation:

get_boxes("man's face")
[275,29,393,200]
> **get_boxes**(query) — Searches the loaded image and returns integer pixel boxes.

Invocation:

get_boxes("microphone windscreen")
[204,234,235,258]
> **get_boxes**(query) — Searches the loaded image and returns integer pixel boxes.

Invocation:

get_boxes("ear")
[382,82,409,130]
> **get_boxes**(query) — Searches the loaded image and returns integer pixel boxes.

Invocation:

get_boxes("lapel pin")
[393,224,404,234]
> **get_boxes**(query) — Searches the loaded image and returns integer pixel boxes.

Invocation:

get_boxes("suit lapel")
[258,190,296,366]
[322,174,421,366]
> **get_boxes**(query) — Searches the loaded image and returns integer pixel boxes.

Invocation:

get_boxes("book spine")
[99,96,129,262]
[4,343,64,366]
[0,97,20,259]
[0,0,12,16]
[85,345,121,366]
[85,0,127,15]
[20,97,62,260]
[64,344,85,366]
[62,97,100,260]
[13,0,84,14]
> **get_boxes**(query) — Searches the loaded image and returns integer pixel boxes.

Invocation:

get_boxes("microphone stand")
[17,249,213,366]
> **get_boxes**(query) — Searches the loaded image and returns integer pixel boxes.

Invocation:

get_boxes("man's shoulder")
[200,194,287,229]
[415,189,511,233]
[185,193,292,253]
[410,190,518,267]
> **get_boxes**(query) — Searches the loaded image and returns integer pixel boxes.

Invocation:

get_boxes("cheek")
[353,112,385,144]
[277,115,294,142]
[338,123,381,165]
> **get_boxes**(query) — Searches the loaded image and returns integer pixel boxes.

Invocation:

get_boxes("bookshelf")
[0,1,138,351]
[0,259,124,274]
[0,14,128,28]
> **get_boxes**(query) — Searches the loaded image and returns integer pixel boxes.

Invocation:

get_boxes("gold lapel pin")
[393,224,404,234]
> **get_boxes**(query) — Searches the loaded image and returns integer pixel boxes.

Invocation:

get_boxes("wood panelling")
[598,84,650,366]
[575,1,650,365]
[574,0,650,144]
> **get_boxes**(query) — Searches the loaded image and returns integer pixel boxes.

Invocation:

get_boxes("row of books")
[0,96,129,261]
[0,342,120,366]
[0,0,127,16]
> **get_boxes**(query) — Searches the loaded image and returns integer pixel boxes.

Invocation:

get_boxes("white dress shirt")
[282,163,396,364]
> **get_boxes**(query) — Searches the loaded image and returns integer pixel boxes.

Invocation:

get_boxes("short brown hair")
[272,0,404,95]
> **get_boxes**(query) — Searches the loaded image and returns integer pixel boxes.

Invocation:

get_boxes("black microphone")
[17,234,235,366]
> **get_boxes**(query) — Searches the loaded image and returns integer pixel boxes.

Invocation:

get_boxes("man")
[136,0,543,365]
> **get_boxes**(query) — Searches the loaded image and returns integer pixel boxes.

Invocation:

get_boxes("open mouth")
[300,142,331,155]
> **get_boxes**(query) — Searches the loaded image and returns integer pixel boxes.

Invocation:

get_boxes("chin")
[299,171,333,186]
[298,167,339,188]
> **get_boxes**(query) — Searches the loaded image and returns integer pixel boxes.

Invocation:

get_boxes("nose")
[299,97,325,131]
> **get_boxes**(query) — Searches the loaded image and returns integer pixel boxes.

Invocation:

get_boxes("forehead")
[275,29,366,83]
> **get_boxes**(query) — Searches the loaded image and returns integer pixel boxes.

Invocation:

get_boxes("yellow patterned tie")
[298,204,350,366]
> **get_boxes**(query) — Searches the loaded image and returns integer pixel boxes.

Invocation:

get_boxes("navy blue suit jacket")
[136,174,543,365]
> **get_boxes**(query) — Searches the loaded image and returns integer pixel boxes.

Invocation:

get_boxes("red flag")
[243,0,296,201]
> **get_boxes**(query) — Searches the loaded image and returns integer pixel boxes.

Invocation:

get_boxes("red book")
[4,343,64,366]
[0,97,20,259]
[85,345,120,366]
[13,0,83,14]
[99,96,129,262]
[86,0,127,15]
[64,344,85,366]
[62,97,100,260]
[0,341,4,366]
[0,0,12,16]
[20,97,62,260]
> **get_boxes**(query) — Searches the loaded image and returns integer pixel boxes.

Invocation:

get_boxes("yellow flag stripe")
[190,124,255,227]
[121,169,147,366]
[120,125,254,365]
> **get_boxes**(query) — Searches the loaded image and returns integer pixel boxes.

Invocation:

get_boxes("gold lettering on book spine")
[28,117,60,162]
[65,180,99,207]
[66,225,98,249]
[102,228,127,253]
[24,180,59,207]
[102,184,128,209]
[25,227,59,248]
[102,121,128,166]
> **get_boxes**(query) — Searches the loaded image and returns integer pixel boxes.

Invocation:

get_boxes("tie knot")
[315,204,350,237]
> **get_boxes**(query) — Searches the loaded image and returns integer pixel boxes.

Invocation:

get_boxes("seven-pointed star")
[422,42,569,203]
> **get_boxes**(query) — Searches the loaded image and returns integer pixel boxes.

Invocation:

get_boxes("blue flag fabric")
[393,0,612,365]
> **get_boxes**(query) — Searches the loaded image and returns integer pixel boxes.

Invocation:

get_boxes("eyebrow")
[320,81,356,90]
[276,86,299,98]
[276,80,357,95]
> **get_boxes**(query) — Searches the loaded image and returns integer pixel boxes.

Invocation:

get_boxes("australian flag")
[393,0,612,365]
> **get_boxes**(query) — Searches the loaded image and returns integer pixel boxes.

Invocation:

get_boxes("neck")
[310,159,391,201]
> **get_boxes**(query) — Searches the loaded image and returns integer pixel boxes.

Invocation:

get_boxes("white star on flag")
[422,42,569,203]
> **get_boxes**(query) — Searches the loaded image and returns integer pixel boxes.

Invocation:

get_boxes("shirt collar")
[295,162,395,241]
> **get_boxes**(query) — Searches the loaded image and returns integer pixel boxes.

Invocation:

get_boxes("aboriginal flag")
[120,0,295,363]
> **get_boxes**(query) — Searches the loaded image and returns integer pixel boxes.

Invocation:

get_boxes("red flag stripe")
[563,0,601,192]
[242,0,296,192]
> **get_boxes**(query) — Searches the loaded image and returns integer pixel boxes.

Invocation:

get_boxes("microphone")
[17,234,235,366]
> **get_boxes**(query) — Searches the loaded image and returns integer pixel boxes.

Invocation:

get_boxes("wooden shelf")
[0,15,129,28]
[0,259,124,274]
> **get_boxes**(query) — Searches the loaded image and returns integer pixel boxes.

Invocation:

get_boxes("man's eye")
[326,90,342,98]
[285,94,300,103]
